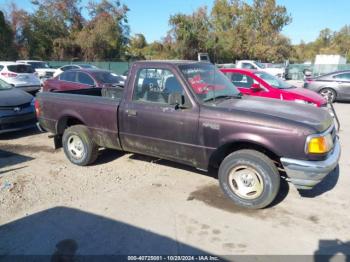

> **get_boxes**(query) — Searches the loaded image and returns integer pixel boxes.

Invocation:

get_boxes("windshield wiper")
[204,93,242,103]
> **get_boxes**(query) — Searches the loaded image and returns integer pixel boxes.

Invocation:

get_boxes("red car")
[43,69,125,92]
[220,68,326,107]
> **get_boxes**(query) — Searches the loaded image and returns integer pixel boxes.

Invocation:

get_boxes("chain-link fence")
[47,61,350,80]
[48,61,131,75]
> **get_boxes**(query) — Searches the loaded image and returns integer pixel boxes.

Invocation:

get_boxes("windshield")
[28,62,50,69]
[179,63,241,103]
[254,71,293,89]
[94,71,123,84]
[0,79,12,90]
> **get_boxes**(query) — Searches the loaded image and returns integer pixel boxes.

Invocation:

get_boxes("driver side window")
[133,68,184,105]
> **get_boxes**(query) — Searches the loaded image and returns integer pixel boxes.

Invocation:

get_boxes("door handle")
[126,109,137,116]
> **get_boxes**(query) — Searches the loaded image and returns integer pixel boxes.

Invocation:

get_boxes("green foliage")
[142,0,293,62]
[292,26,350,62]
[5,0,129,61]
[168,7,211,60]
[210,0,292,63]
[3,0,350,63]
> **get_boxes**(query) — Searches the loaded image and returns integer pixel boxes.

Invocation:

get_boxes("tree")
[0,10,17,59]
[76,0,129,60]
[128,33,147,59]
[210,0,292,62]
[168,7,211,60]
[292,25,350,62]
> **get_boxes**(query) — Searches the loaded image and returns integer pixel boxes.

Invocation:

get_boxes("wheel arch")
[56,115,86,135]
[208,140,281,170]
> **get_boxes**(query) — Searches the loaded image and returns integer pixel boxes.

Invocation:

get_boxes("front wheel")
[62,125,98,166]
[218,149,280,209]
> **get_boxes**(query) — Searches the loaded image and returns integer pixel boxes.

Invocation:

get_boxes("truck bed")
[37,87,124,150]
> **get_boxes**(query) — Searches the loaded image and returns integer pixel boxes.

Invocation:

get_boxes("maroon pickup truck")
[36,61,341,209]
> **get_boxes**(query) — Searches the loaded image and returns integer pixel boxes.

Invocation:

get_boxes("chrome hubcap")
[228,165,264,200]
[67,135,85,159]
[320,89,334,102]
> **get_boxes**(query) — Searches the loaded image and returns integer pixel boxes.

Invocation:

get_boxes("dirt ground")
[0,103,350,259]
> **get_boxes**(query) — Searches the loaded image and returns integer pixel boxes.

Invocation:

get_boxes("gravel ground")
[0,102,349,259]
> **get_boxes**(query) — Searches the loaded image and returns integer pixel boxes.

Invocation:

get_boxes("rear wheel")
[319,88,336,103]
[218,149,280,209]
[62,125,98,166]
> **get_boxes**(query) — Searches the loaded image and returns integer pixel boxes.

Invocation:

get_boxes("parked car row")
[0,60,126,134]
[0,62,41,93]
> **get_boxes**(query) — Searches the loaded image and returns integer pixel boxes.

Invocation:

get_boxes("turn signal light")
[307,134,333,154]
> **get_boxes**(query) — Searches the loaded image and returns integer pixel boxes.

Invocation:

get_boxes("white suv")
[16,60,56,82]
[0,62,41,93]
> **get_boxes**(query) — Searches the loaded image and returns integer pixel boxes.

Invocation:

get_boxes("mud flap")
[53,135,62,149]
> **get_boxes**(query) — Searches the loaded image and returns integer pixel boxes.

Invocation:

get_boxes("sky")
[0,0,349,45]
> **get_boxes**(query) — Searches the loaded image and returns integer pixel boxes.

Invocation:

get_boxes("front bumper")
[0,112,37,134]
[280,137,341,189]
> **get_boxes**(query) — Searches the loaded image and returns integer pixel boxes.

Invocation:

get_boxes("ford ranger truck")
[35,61,341,209]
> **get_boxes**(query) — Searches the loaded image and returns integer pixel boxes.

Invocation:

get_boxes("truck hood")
[216,96,333,133]
[0,88,33,106]
[281,87,327,106]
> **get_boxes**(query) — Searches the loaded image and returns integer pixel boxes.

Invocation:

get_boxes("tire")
[218,149,280,209]
[319,88,336,103]
[62,125,98,166]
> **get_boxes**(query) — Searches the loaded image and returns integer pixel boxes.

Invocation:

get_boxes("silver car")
[304,70,350,103]
[0,62,41,93]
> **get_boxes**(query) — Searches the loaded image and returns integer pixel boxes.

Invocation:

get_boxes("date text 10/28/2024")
[127,256,220,261]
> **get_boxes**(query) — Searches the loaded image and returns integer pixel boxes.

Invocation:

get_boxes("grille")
[0,103,31,111]
[0,118,36,130]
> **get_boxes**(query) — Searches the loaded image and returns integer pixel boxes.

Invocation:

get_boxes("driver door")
[120,66,201,166]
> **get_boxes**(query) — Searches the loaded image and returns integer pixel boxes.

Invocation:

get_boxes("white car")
[236,60,286,79]
[0,62,41,93]
[53,64,98,77]
[16,60,56,81]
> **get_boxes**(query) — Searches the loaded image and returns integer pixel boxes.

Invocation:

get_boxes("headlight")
[30,98,35,107]
[306,133,333,154]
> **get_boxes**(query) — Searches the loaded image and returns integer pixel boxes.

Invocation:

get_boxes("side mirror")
[168,93,189,109]
[168,92,182,106]
[251,83,262,92]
